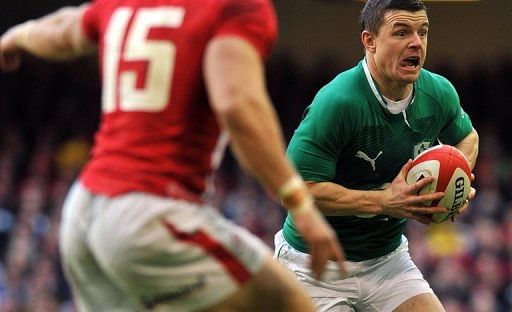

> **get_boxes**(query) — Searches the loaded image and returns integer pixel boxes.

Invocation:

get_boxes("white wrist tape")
[277,175,305,199]
[278,174,314,216]
[289,193,314,216]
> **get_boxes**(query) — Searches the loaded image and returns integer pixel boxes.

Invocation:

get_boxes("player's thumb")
[401,159,413,175]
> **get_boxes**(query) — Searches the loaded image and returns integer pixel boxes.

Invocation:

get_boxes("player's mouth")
[400,56,420,70]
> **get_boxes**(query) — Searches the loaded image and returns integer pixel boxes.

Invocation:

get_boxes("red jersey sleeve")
[215,0,278,58]
[81,1,102,43]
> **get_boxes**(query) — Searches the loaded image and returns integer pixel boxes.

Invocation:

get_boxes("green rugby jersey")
[284,60,473,261]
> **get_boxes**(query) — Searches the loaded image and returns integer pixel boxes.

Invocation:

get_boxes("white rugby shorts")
[60,182,270,311]
[274,230,433,312]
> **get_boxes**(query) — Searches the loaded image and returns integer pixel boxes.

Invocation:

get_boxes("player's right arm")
[0,4,96,72]
[203,35,346,280]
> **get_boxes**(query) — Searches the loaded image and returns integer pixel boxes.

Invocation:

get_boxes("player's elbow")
[212,89,267,136]
[211,89,249,122]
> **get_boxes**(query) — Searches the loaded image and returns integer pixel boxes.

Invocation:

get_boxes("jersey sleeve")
[287,87,351,182]
[81,1,101,43]
[437,79,473,145]
[214,0,277,58]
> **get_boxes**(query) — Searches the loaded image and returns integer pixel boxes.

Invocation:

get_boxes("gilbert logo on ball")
[406,145,471,223]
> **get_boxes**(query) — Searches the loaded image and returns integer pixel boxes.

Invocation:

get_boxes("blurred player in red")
[0,0,346,310]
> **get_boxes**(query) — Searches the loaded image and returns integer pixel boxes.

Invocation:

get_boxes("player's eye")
[395,30,407,38]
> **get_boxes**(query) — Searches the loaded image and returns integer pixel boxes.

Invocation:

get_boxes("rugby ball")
[406,145,471,223]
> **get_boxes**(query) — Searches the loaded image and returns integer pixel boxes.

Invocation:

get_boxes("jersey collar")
[362,58,416,113]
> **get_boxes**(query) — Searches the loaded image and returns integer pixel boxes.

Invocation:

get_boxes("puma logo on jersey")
[355,151,383,171]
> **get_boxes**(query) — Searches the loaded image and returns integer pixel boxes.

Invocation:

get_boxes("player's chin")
[398,69,421,82]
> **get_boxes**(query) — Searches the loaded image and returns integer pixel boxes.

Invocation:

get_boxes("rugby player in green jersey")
[275,0,479,311]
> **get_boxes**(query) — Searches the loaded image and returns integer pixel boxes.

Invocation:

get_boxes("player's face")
[373,9,428,86]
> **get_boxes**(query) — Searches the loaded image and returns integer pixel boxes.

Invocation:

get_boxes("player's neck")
[378,81,412,101]
[365,57,413,101]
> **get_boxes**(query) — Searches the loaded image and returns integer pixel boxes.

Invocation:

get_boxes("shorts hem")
[386,288,434,312]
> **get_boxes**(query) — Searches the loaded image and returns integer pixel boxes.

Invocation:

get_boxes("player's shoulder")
[313,63,366,109]
[418,68,453,86]
[417,68,458,99]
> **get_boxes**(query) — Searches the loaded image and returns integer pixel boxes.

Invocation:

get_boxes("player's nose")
[408,33,423,49]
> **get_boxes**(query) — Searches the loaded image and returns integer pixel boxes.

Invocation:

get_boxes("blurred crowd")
[0,53,511,311]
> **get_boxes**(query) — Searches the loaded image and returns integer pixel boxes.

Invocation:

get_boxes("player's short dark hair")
[360,0,427,34]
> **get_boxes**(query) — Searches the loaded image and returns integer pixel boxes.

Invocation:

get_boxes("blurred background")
[0,0,511,311]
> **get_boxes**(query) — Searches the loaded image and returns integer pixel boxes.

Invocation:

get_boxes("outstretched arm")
[0,5,96,71]
[203,35,346,279]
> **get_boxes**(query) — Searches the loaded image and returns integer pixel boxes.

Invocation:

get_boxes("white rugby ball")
[406,145,471,223]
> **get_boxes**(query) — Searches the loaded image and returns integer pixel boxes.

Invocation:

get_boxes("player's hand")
[0,25,25,72]
[292,207,347,280]
[381,159,446,224]
[279,175,346,279]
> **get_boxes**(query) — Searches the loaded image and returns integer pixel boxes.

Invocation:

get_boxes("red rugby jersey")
[79,0,277,201]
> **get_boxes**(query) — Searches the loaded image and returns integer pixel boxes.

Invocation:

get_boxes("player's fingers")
[406,210,431,224]
[331,243,348,278]
[407,176,436,197]
[412,205,446,215]
[412,175,435,189]
[310,242,328,280]
[467,187,476,200]
[417,191,444,203]
[458,199,470,215]
[308,241,319,278]
[414,213,435,224]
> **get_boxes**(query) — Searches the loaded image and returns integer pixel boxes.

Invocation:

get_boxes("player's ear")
[361,31,376,53]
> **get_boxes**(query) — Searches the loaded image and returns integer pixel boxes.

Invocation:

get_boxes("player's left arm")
[0,4,96,72]
[453,127,479,217]
[437,77,480,219]
[454,127,479,171]
[437,78,479,180]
